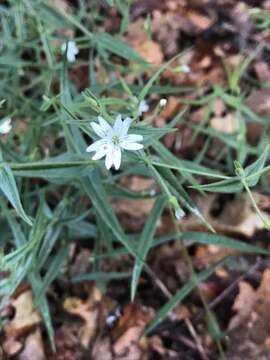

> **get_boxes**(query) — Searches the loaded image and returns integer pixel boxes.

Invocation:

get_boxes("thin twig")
[209,259,261,310]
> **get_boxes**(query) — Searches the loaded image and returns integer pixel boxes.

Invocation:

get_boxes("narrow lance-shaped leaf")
[183,231,270,255]
[0,164,32,225]
[244,144,269,186]
[131,196,166,301]
[193,146,270,193]
[94,33,149,65]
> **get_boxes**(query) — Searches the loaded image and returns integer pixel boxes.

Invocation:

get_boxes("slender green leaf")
[131,196,166,301]
[95,33,148,64]
[0,164,32,225]
[183,231,270,255]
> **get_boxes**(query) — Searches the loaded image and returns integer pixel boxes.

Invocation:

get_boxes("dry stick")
[209,259,261,310]
[143,243,210,360]
[146,267,210,358]
[144,264,172,299]
[192,258,262,326]
[185,318,210,360]
[145,263,210,360]
[168,208,225,360]
[177,334,202,352]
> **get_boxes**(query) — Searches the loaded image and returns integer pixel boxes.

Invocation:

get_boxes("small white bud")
[175,208,185,220]
[181,64,190,74]
[159,98,167,107]
[149,189,157,197]
[61,41,79,63]
[138,100,149,115]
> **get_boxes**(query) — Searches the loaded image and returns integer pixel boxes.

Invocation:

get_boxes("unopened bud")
[159,98,167,107]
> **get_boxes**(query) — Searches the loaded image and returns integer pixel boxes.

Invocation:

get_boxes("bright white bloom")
[86,115,144,170]
[61,41,79,63]
[159,98,167,107]
[0,117,12,134]
[138,100,149,115]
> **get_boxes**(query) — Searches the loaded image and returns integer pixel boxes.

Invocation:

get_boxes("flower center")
[112,135,120,145]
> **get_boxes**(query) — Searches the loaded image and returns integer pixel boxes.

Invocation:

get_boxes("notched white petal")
[86,139,107,152]
[113,147,121,170]
[113,114,122,133]
[105,149,114,170]
[92,149,107,160]
[124,134,143,143]
[98,116,111,133]
[121,117,132,136]
[90,122,106,138]
[121,142,144,151]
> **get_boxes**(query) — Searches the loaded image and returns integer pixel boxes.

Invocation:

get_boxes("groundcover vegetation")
[1,1,270,359]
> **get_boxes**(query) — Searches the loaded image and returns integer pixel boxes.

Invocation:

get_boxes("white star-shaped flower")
[61,41,79,63]
[138,100,149,116]
[0,117,12,134]
[86,115,144,170]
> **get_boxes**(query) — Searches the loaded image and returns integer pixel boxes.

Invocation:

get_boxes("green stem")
[241,177,270,231]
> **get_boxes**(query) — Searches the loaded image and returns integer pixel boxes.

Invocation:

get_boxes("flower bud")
[159,98,167,107]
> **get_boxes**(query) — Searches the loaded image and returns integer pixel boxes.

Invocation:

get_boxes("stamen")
[112,135,120,145]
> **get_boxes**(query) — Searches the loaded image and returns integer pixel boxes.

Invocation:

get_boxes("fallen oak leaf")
[134,40,164,66]
[210,113,239,134]
[226,269,270,359]
[63,296,99,348]
[4,290,41,338]
[63,286,113,348]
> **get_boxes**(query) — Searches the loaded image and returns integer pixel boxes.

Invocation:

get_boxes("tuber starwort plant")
[0,1,269,356]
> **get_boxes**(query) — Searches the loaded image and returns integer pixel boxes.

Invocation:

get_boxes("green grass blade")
[244,144,269,186]
[0,165,32,225]
[94,33,149,64]
[183,231,270,255]
[131,196,166,301]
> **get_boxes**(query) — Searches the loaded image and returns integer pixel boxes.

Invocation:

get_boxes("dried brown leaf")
[210,113,239,134]
[19,328,46,360]
[4,290,41,338]
[227,269,270,359]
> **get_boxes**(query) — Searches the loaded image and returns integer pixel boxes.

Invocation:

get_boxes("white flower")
[86,115,144,170]
[159,98,167,107]
[138,100,149,115]
[0,117,12,134]
[61,41,79,63]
